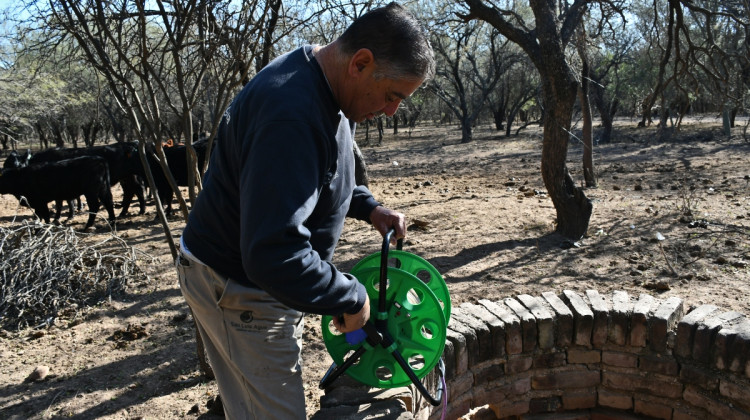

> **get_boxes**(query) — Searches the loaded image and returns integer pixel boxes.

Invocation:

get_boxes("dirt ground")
[1,116,749,419]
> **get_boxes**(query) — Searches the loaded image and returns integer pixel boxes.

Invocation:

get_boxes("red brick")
[679,363,719,391]
[562,389,597,409]
[634,398,672,419]
[674,304,720,357]
[518,294,555,350]
[532,369,600,390]
[602,351,638,368]
[562,290,594,347]
[728,321,750,373]
[683,385,750,419]
[505,355,532,374]
[529,396,561,414]
[630,294,656,347]
[672,405,709,420]
[470,384,503,409]
[447,372,473,403]
[692,311,744,363]
[568,348,601,364]
[591,409,644,420]
[542,291,574,348]
[440,394,472,420]
[720,379,750,412]
[505,297,537,352]
[715,318,750,372]
[586,290,611,348]
[446,327,468,375]
[461,302,507,359]
[524,412,590,420]
[533,351,566,369]
[461,404,499,420]
[472,362,505,384]
[639,354,679,376]
[442,339,456,378]
[491,399,529,418]
[497,375,531,396]
[591,408,644,420]
[602,371,682,398]
[598,387,633,410]
[649,296,683,353]
[610,291,632,346]
[449,314,481,366]
[479,299,522,355]
[452,307,493,363]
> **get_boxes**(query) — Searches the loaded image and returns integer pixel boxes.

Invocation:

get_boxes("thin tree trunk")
[578,58,596,187]
[460,119,473,143]
[540,79,592,239]
[353,141,369,187]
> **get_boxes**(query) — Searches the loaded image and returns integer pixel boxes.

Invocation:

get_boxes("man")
[176,2,434,419]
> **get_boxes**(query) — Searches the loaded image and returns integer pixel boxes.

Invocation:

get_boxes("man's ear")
[349,48,375,77]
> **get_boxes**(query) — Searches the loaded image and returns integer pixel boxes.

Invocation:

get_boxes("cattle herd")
[0,139,209,230]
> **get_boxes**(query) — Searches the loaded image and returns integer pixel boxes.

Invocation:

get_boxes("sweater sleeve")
[347,184,381,222]
[237,121,366,316]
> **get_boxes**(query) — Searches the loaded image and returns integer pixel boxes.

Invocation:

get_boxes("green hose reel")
[320,231,450,405]
[350,250,452,323]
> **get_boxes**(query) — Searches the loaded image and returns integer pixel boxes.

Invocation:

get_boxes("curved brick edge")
[312,290,750,420]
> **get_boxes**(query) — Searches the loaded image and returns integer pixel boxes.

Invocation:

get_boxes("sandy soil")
[0,117,748,419]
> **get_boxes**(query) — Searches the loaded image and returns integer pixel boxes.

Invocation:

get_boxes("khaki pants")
[176,252,307,420]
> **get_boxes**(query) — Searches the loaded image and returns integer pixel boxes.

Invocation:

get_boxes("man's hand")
[369,206,406,245]
[333,294,370,333]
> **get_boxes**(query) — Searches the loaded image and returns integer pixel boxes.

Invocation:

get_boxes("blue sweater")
[181,46,379,316]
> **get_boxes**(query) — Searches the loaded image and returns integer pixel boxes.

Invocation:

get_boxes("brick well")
[311,290,750,420]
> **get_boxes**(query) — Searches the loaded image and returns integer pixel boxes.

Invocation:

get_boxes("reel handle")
[378,229,403,317]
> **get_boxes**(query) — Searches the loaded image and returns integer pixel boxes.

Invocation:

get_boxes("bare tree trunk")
[353,141,369,187]
[578,60,596,187]
[377,117,384,145]
[639,1,677,128]
[460,120,473,143]
[362,121,370,146]
[67,124,80,149]
[580,88,595,187]
[34,122,49,150]
[540,77,593,239]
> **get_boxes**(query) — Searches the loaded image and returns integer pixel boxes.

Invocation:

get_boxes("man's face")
[344,68,423,123]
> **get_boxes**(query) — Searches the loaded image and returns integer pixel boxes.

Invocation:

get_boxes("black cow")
[145,138,210,216]
[2,149,79,220]
[3,150,31,169]
[30,142,146,217]
[0,156,116,230]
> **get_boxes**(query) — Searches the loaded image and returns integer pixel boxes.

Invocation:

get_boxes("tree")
[429,15,509,143]
[458,0,620,239]
[487,56,538,137]
[635,0,750,135]
[577,26,596,187]
[23,0,296,259]
[587,29,632,144]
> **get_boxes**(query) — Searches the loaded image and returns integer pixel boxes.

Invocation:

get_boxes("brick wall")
[312,290,750,420]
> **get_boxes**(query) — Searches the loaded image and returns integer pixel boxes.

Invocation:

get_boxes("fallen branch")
[0,220,153,331]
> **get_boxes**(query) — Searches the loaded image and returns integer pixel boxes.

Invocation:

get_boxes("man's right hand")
[333,294,370,333]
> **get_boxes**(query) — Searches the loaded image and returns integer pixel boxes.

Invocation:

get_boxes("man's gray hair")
[338,2,435,82]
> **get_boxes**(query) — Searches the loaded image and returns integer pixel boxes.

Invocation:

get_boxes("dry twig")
[0,220,152,330]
